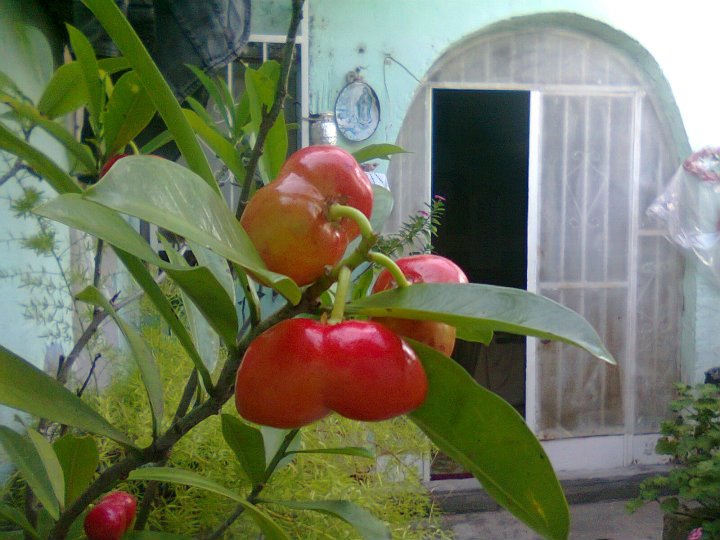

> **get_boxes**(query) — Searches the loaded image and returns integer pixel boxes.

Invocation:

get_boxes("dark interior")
[431,89,531,477]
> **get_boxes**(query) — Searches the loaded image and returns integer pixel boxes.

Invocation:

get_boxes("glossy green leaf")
[159,237,236,350]
[183,108,246,184]
[221,414,266,486]
[261,427,301,471]
[184,95,216,129]
[185,65,231,130]
[244,64,285,182]
[0,345,132,445]
[288,447,375,459]
[81,0,216,191]
[0,94,95,172]
[0,427,59,519]
[37,58,130,119]
[0,122,80,194]
[66,25,102,129]
[84,156,300,303]
[53,434,99,506]
[33,195,215,391]
[139,129,173,154]
[0,502,39,539]
[76,286,164,434]
[267,500,390,540]
[104,70,157,156]
[352,144,407,163]
[408,340,569,540]
[27,430,65,512]
[263,110,287,181]
[347,283,614,363]
[128,468,289,540]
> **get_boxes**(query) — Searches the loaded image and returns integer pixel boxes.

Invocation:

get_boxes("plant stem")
[204,429,300,539]
[328,204,375,240]
[368,252,410,288]
[328,267,351,324]
[235,0,305,219]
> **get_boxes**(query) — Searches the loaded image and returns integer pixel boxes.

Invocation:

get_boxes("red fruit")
[372,254,469,356]
[99,153,129,179]
[240,145,373,286]
[83,501,127,540]
[102,491,137,530]
[83,491,137,540]
[235,318,427,428]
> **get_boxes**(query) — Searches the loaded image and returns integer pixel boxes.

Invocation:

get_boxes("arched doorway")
[388,14,687,472]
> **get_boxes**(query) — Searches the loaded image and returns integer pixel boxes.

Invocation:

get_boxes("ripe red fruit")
[235,318,428,428]
[240,145,373,286]
[372,254,469,356]
[83,491,137,540]
[99,153,129,179]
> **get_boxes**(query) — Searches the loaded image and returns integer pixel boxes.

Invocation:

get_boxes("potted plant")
[630,382,720,539]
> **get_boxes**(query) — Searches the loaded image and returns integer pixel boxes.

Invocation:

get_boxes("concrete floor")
[444,500,664,540]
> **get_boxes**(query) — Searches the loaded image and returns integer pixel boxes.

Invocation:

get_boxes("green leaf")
[27,430,65,512]
[261,427,300,471]
[347,283,614,363]
[159,237,237,349]
[267,500,390,540]
[408,341,569,540]
[288,447,375,459]
[37,58,130,119]
[263,110,287,181]
[0,345,133,445]
[244,63,285,182]
[184,95,216,129]
[103,70,157,157]
[0,427,60,520]
[185,65,231,130]
[0,94,95,172]
[128,468,289,540]
[0,502,40,539]
[221,414,266,486]
[66,25,102,130]
[76,286,164,434]
[183,108,246,184]
[81,0,216,192]
[53,434,99,506]
[32,195,215,391]
[139,129,173,154]
[84,155,300,303]
[0,122,80,194]
[352,144,408,163]
[36,63,87,119]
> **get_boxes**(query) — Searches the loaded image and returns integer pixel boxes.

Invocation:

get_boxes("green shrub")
[630,383,720,538]
[90,323,450,538]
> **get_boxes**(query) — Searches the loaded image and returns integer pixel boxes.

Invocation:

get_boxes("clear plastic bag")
[648,147,720,279]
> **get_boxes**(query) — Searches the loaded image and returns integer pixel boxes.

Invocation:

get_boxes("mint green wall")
[0,2,70,381]
[307,0,720,381]
[308,0,718,152]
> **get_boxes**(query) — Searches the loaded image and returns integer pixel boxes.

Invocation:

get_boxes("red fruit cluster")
[372,254,469,356]
[235,319,428,428]
[84,491,137,540]
[240,145,373,286]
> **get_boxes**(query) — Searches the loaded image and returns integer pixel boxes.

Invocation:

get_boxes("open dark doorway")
[431,89,530,478]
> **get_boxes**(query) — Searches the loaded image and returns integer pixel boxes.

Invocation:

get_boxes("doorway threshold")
[427,464,671,514]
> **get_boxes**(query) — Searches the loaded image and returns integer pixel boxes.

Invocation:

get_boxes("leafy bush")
[630,383,720,538]
[90,322,449,539]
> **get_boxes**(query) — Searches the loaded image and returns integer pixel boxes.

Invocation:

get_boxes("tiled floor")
[444,500,664,540]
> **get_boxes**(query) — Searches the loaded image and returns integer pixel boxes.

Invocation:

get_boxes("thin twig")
[77,353,102,397]
[235,0,305,219]
[204,429,299,540]
[0,159,33,187]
